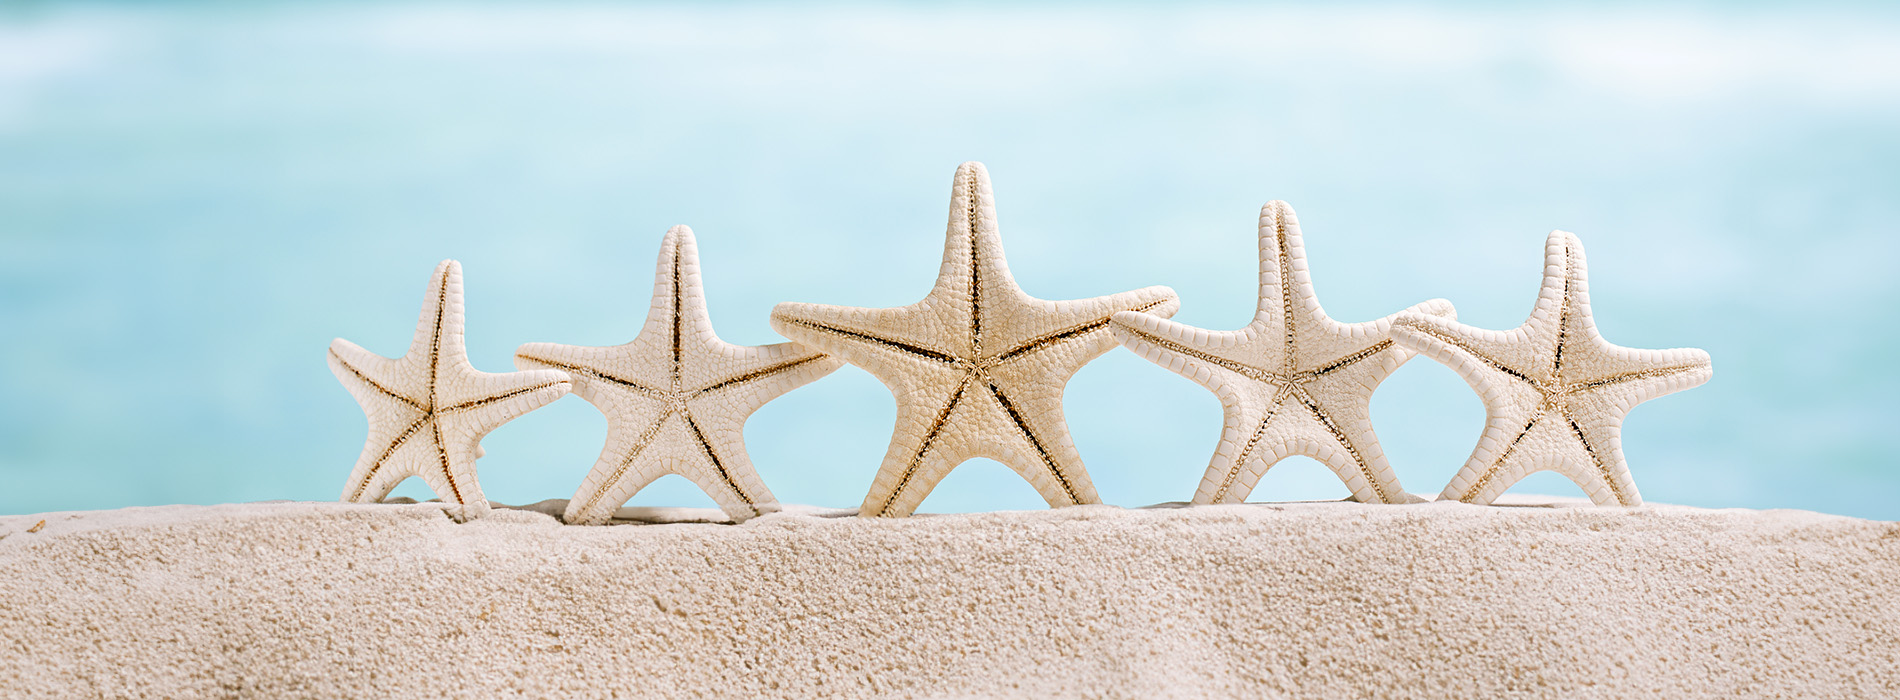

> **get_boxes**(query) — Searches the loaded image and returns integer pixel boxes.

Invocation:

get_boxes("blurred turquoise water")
[1,3,1896,519]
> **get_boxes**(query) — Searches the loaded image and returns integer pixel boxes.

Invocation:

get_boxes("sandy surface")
[2,498,1896,699]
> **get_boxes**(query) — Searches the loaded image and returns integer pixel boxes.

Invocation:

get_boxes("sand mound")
[2,498,1896,699]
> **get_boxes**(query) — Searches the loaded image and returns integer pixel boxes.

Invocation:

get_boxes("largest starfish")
[1388,231,1713,506]
[327,260,572,520]
[1109,201,1453,505]
[771,162,1180,517]
[515,226,841,525]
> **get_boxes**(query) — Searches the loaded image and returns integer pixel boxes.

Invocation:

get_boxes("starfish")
[1388,231,1713,506]
[771,162,1180,517]
[1109,201,1454,505]
[327,260,572,520]
[515,226,841,525]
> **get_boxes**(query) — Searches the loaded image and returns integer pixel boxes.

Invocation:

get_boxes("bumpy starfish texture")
[328,260,571,520]
[771,162,1180,517]
[1389,231,1712,506]
[1110,201,1453,505]
[516,227,841,525]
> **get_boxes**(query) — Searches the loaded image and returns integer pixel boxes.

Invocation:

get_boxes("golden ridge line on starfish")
[878,376,972,517]
[346,414,430,502]
[683,412,754,510]
[1399,323,1709,399]
[670,244,684,386]
[1287,385,1386,502]
[1115,322,1268,381]
[440,382,567,414]
[776,318,962,365]
[1461,409,1546,501]
[1312,339,1395,377]
[1570,364,1711,392]
[568,409,676,520]
[968,175,983,357]
[511,354,670,400]
[1218,396,1287,502]
[1398,324,1542,388]
[1273,202,1298,377]
[1564,414,1612,498]
[988,380,1078,504]
[988,299,1172,365]
[430,420,460,505]
[327,349,421,409]
[692,355,834,398]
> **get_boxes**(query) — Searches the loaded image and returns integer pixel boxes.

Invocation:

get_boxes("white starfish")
[771,162,1180,517]
[1389,231,1713,506]
[327,260,572,520]
[516,226,841,525]
[1109,201,1453,505]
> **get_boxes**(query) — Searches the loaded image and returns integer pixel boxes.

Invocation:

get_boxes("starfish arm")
[1438,408,1557,505]
[931,162,1006,323]
[1261,200,1347,335]
[1389,312,1548,399]
[1193,386,1290,504]
[428,425,492,519]
[672,409,780,522]
[687,341,842,413]
[563,410,678,526]
[1446,412,1639,507]
[976,371,1101,509]
[627,225,718,357]
[1299,297,1458,391]
[1252,201,1297,329]
[1567,340,1713,411]
[437,365,571,438]
[338,411,433,505]
[1513,231,1585,364]
[769,302,961,384]
[859,376,978,517]
[406,260,469,370]
[1565,410,1642,506]
[1285,384,1414,504]
[1391,312,1566,505]
[1108,311,1275,389]
[987,285,1180,369]
[327,338,422,413]
[516,342,668,408]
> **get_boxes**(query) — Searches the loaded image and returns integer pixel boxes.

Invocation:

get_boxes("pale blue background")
[2,3,1896,519]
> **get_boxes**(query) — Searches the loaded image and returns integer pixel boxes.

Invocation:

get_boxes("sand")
[1,498,1896,699]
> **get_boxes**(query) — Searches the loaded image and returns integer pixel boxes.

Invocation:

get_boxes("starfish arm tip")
[511,342,564,371]
[1137,285,1183,318]
[1387,311,1452,340]
[1412,297,1457,319]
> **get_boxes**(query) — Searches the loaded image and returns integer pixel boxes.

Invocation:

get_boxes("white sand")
[2,498,1896,699]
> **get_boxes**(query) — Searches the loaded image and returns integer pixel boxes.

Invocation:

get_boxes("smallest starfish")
[328,260,571,520]
[1389,231,1712,506]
